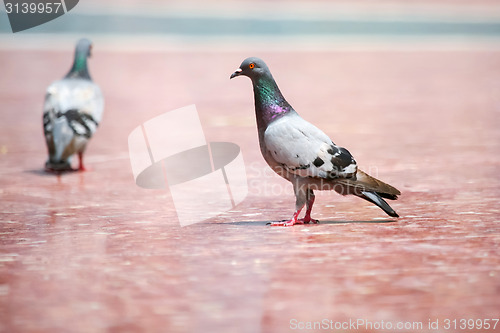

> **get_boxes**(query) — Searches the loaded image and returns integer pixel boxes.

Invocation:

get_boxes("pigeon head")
[66,38,93,80]
[230,57,271,80]
[231,57,295,128]
[75,38,92,58]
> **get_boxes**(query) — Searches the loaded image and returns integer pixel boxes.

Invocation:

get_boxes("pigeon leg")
[299,189,319,224]
[77,152,87,171]
[270,182,307,227]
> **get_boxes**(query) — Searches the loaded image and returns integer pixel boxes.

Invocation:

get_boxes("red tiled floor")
[0,47,499,332]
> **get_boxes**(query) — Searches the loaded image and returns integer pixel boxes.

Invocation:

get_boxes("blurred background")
[1,1,499,332]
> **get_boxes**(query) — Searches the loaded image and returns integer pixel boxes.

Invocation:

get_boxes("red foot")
[269,217,319,226]
[268,208,321,227]
[78,165,89,172]
[270,219,303,227]
[269,209,304,227]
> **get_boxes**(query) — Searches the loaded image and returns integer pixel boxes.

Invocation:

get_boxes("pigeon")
[43,38,104,172]
[230,57,401,226]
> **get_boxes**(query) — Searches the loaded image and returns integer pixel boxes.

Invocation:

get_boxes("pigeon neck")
[253,75,293,128]
[66,53,91,80]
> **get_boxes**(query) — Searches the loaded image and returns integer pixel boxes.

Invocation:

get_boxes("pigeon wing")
[44,79,103,138]
[264,115,357,179]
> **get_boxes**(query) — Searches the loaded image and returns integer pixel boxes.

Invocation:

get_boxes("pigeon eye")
[249,63,255,69]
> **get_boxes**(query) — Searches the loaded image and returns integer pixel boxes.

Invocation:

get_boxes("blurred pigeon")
[230,57,400,226]
[43,38,103,171]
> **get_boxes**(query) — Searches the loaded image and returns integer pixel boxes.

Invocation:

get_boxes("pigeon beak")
[230,68,242,79]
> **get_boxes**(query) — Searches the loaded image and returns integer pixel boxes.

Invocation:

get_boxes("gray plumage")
[231,57,400,225]
[43,38,103,171]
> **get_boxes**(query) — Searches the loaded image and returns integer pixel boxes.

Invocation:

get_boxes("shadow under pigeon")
[24,169,79,177]
[306,219,397,225]
[209,219,397,226]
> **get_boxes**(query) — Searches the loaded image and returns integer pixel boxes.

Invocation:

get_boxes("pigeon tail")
[349,169,401,198]
[334,169,400,217]
[360,191,399,218]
